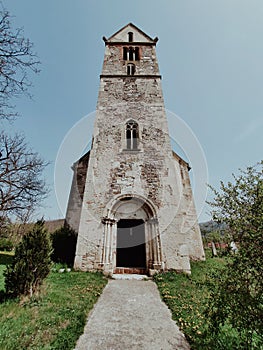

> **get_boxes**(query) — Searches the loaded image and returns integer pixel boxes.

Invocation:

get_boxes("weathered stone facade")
[66,23,205,275]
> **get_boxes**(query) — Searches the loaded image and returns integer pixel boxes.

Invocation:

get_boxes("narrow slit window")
[128,32,133,42]
[127,63,135,76]
[126,120,139,150]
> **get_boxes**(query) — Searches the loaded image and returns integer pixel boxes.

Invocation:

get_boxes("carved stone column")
[145,220,153,269]
[148,217,162,270]
[111,221,117,269]
[100,218,116,273]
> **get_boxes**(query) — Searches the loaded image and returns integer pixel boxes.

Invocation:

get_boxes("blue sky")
[2,0,263,222]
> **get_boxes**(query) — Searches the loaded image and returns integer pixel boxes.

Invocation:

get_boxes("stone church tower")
[66,23,205,275]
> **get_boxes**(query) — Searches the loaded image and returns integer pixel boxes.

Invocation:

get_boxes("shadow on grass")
[0,289,7,303]
[0,252,13,265]
[0,252,13,303]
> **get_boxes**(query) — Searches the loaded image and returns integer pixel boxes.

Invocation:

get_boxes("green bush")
[0,238,13,251]
[207,162,263,349]
[4,220,52,298]
[51,226,77,267]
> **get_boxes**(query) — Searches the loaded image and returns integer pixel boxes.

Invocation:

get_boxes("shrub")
[51,226,77,267]
[4,220,52,298]
[207,162,263,349]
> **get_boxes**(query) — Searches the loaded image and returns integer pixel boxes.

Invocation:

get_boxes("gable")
[105,23,158,43]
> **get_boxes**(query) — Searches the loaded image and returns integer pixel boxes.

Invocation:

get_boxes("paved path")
[75,279,190,350]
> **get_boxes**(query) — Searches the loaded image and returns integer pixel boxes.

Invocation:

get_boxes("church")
[65,23,205,275]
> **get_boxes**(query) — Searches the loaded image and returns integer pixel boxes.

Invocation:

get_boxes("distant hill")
[199,221,227,235]
[8,219,65,237]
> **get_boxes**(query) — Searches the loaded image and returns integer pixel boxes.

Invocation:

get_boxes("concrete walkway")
[75,279,190,350]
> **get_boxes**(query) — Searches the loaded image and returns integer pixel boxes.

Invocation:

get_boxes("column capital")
[148,217,158,225]
[102,217,117,225]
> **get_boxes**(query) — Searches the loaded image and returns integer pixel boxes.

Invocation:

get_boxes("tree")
[0,2,40,120]
[0,131,49,225]
[4,219,52,298]
[207,161,263,349]
[51,226,77,266]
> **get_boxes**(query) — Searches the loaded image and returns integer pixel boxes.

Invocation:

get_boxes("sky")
[2,0,263,223]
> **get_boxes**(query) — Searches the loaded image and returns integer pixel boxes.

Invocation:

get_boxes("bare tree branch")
[0,2,40,120]
[0,131,49,224]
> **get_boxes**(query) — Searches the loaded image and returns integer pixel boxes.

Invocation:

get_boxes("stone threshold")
[112,274,150,280]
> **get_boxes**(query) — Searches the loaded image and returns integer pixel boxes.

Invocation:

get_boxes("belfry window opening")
[128,48,134,60]
[126,120,139,150]
[123,47,128,60]
[134,47,139,60]
[123,47,140,61]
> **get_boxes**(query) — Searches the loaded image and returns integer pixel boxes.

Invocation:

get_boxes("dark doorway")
[116,219,146,268]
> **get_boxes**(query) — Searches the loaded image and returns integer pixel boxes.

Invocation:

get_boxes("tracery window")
[126,120,139,150]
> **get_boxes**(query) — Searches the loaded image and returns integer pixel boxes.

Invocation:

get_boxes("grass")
[154,252,236,350]
[0,250,229,349]
[1,249,258,349]
[0,253,108,350]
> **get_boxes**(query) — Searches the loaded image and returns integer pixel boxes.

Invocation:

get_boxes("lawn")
[0,252,108,350]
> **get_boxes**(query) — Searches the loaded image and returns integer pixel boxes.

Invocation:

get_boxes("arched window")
[126,120,139,150]
[128,32,133,42]
[127,63,135,76]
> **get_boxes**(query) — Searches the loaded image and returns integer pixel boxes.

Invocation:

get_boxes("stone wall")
[65,152,90,233]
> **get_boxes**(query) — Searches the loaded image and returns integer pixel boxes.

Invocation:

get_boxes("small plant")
[4,219,52,298]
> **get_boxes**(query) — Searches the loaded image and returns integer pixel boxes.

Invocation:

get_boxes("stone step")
[114,267,147,274]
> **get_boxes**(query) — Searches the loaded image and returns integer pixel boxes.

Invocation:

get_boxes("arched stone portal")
[100,195,163,274]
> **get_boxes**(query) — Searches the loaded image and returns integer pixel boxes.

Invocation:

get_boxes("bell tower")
[67,23,205,275]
